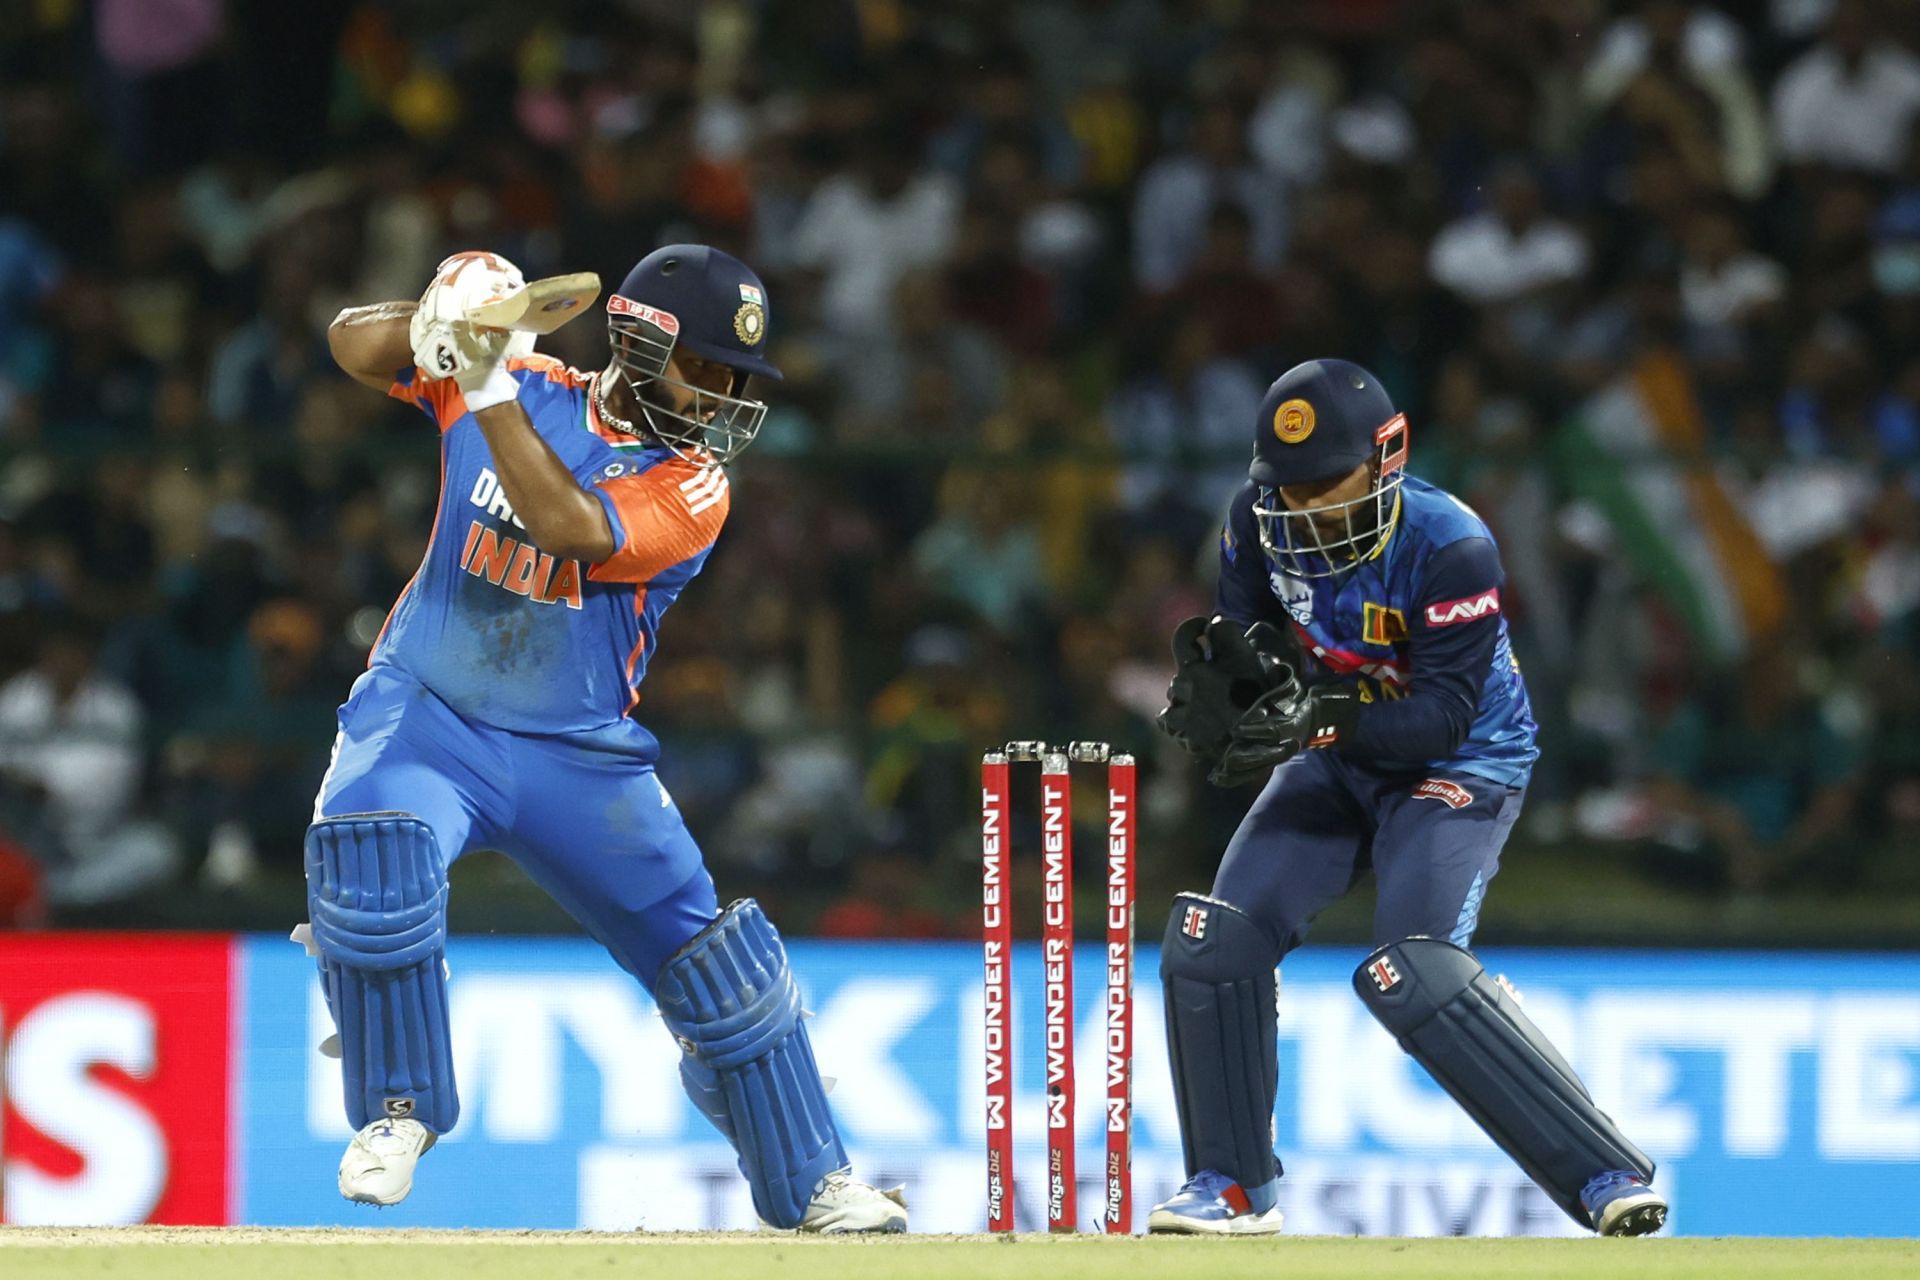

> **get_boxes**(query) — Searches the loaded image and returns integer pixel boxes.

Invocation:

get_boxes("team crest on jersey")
[1362,602,1408,646]
[1271,571,1313,625]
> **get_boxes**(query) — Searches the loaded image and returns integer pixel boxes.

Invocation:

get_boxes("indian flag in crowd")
[1557,352,1785,664]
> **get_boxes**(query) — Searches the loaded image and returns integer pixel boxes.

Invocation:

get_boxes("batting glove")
[409,251,535,411]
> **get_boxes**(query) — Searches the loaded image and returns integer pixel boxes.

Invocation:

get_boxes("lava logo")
[1425,587,1500,628]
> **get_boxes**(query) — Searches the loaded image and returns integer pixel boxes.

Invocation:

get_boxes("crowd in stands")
[3,0,1919,937]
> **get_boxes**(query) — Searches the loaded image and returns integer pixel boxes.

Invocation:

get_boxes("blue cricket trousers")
[313,665,718,989]
[1214,750,1526,956]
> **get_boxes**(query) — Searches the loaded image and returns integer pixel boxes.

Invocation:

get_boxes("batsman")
[1150,358,1665,1237]
[304,246,906,1231]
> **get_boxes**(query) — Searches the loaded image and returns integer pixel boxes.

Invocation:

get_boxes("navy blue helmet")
[601,244,783,465]
[1248,358,1409,579]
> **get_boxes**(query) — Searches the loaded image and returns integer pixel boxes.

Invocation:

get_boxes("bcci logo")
[733,301,766,346]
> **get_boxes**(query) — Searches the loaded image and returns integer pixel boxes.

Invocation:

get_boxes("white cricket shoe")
[788,1171,909,1233]
[338,1117,436,1206]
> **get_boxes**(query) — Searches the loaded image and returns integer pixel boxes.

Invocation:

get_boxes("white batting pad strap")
[290,922,320,958]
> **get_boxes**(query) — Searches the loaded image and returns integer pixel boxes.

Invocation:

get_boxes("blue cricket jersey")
[370,355,729,750]
[1217,474,1539,787]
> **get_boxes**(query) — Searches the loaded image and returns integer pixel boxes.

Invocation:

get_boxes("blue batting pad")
[305,812,458,1133]
[1355,937,1655,1227]
[654,898,847,1228]
[1160,893,1284,1206]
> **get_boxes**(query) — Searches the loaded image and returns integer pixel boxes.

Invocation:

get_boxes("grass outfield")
[0,1230,1914,1280]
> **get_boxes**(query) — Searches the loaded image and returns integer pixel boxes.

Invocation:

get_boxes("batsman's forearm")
[473,403,616,563]
[328,301,418,385]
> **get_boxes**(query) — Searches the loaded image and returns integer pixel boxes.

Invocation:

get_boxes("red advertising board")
[0,934,232,1224]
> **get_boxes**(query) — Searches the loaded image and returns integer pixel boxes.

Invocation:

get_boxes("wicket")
[981,741,1136,1234]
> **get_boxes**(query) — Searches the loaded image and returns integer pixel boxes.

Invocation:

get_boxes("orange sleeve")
[587,460,731,584]
[388,367,469,432]
[388,356,583,430]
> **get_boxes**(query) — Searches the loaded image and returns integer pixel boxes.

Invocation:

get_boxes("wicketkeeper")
[1150,358,1666,1237]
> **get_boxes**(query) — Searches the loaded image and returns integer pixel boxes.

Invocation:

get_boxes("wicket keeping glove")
[1209,680,1362,787]
[1157,615,1300,764]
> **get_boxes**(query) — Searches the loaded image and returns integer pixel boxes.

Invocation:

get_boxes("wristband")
[458,364,520,412]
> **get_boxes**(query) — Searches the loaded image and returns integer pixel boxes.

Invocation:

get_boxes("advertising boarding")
[1,933,1915,1235]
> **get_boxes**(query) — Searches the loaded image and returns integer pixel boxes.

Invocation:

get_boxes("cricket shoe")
[338,1117,436,1206]
[1146,1170,1285,1235]
[780,1171,909,1233]
[1581,1170,1667,1236]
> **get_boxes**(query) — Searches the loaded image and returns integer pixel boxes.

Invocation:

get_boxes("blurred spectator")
[911,474,1047,635]
[1678,202,1788,347]
[207,245,333,430]
[1583,2,1773,199]
[790,128,959,337]
[839,268,1007,444]
[1772,0,1920,174]
[1429,162,1590,307]
[1639,647,1867,893]
[165,598,339,883]
[1132,100,1288,294]
[0,616,176,906]
[863,624,1004,864]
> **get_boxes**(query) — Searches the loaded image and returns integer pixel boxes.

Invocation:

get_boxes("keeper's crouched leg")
[1355,937,1664,1234]
[305,812,458,1134]
[655,899,848,1229]
[1155,892,1286,1230]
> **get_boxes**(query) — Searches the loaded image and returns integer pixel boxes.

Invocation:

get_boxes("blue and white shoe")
[1581,1170,1667,1236]
[1146,1170,1285,1236]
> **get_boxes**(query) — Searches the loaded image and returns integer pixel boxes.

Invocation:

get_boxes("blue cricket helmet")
[602,243,782,465]
[1248,358,1410,579]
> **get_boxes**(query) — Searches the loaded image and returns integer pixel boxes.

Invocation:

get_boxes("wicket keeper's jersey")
[369,355,728,749]
[1216,474,1539,787]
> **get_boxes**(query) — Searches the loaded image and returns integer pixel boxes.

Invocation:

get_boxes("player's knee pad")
[1160,892,1284,1190]
[1355,937,1654,1227]
[654,898,846,1228]
[305,812,458,1134]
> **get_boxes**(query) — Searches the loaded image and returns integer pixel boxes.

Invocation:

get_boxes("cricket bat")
[466,272,602,335]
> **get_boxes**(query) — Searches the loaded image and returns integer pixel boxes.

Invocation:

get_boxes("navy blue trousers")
[1213,751,1525,956]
